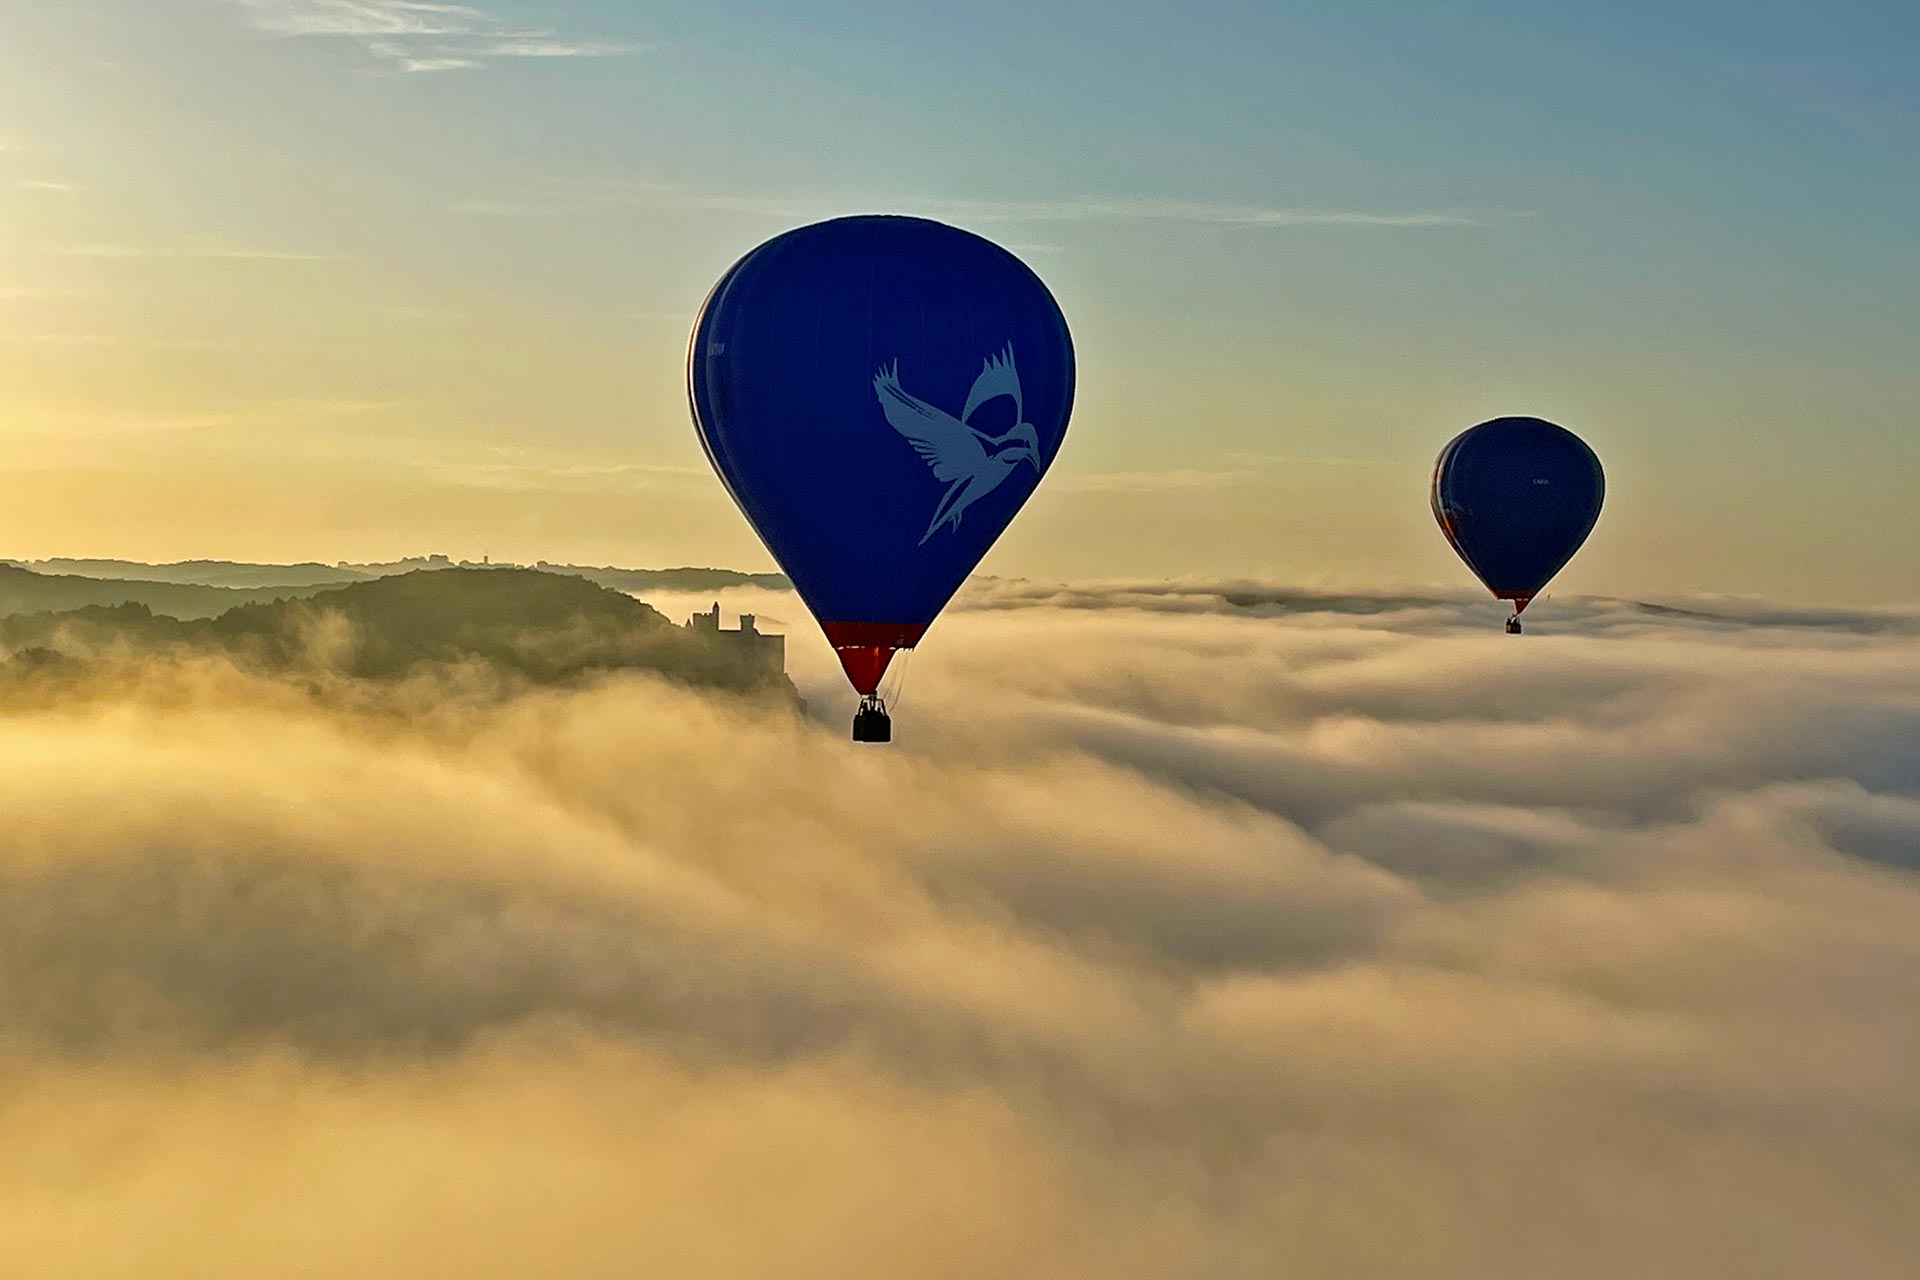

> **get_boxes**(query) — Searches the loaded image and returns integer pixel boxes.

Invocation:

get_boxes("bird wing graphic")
[961,344,1022,428]
[874,361,988,484]
[920,473,984,545]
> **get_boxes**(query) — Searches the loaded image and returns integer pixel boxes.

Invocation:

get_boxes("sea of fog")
[3,579,1917,1278]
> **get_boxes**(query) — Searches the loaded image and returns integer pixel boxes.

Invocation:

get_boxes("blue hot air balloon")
[1431,416,1604,633]
[689,216,1075,740]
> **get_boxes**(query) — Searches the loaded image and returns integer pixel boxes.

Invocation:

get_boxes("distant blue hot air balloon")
[1431,416,1604,633]
[688,216,1075,740]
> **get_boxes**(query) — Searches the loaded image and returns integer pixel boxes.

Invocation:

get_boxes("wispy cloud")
[944,198,1501,228]
[478,38,634,59]
[46,240,335,261]
[234,0,488,37]
[424,448,711,493]
[450,196,569,217]
[494,178,1521,230]
[6,400,404,441]
[1,333,310,351]
[362,41,481,72]
[1055,467,1261,494]
[232,1,639,72]
[1221,450,1401,469]
[12,179,80,194]
[1057,453,1399,495]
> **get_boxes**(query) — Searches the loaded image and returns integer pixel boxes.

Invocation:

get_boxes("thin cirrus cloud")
[949,198,1502,227]
[1054,467,1263,494]
[462,179,1517,230]
[423,455,714,493]
[0,401,404,445]
[230,1,638,72]
[45,240,335,261]
[0,333,308,351]
[1055,454,1398,495]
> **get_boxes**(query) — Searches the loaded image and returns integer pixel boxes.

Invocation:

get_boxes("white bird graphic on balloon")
[873,344,1042,546]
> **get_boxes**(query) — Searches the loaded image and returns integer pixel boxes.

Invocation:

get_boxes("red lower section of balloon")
[820,621,929,695]
[1494,593,1536,614]
[834,646,895,695]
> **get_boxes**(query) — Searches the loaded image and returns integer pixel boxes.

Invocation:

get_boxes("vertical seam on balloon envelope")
[691,257,756,541]
[957,262,976,642]
[734,244,796,573]
[738,236,806,609]
[864,250,879,616]
[762,235,806,564]
[808,283,827,602]
[917,251,933,637]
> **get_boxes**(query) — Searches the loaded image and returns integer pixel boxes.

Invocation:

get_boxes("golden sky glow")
[3,2,1914,601]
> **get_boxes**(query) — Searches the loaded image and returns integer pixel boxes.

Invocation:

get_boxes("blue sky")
[1,1,1914,599]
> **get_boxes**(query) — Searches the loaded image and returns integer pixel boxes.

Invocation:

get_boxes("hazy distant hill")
[7,556,789,596]
[0,564,316,620]
[0,568,795,700]
[537,563,790,593]
[15,558,371,590]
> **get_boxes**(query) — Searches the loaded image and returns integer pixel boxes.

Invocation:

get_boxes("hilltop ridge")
[7,555,789,596]
[0,567,795,701]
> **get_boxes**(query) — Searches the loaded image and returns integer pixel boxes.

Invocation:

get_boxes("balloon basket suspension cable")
[879,647,914,714]
[850,648,914,744]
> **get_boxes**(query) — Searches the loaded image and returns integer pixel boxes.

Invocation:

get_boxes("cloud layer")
[2,583,1917,1278]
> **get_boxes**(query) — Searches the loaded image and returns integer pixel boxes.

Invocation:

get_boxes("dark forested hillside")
[0,568,794,700]
[0,564,312,619]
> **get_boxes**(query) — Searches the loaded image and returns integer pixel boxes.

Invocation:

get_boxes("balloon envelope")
[1431,416,1604,613]
[689,216,1074,692]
